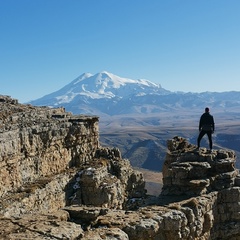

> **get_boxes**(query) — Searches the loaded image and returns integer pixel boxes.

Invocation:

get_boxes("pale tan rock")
[1,97,240,240]
[82,228,129,240]
[0,211,84,240]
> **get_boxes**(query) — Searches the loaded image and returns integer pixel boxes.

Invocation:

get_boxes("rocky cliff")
[1,95,240,240]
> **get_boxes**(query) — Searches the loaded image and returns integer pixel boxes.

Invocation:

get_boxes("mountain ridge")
[31,71,165,105]
[30,71,240,116]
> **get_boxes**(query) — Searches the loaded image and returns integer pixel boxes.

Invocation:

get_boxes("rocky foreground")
[0,95,240,239]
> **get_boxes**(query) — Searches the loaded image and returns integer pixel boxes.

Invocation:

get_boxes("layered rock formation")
[1,95,240,239]
[0,95,145,239]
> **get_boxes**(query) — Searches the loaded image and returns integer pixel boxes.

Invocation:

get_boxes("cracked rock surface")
[1,96,240,240]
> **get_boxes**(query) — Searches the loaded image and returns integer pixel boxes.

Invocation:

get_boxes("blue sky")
[1,0,240,103]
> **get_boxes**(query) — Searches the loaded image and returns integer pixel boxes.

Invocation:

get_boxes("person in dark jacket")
[197,107,215,151]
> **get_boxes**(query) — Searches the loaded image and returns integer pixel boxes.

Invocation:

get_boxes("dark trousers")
[197,130,213,149]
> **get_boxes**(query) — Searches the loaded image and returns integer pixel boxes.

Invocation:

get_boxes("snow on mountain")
[30,71,240,116]
[30,71,167,106]
[60,71,164,101]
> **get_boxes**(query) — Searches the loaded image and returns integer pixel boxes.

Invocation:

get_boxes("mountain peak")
[72,72,93,85]
[30,71,167,108]
[98,70,114,77]
[93,71,162,89]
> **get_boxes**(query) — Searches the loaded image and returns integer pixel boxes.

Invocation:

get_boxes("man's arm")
[212,116,215,132]
[199,116,202,131]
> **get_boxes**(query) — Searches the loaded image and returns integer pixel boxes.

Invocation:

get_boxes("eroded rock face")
[162,136,238,196]
[0,96,146,239]
[65,148,145,209]
[0,95,99,198]
[0,210,84,239]
[1,96,240,240]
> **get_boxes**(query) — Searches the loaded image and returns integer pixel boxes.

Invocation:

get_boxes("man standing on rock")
[197,107,215,152]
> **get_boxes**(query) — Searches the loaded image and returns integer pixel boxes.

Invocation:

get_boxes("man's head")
[205,107,210,113]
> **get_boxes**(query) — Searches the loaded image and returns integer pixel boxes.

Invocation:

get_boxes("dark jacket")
[199,112,215,132]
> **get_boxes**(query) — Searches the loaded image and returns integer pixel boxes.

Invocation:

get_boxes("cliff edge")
[0,96,240,240]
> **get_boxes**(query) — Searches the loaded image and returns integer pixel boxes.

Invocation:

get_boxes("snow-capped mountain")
[68,71,164,99]
[30,71,240,116]
[33,71,167,104]
[30,71,170,115]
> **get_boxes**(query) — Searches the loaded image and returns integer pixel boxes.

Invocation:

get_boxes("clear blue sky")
[1,0,240,103]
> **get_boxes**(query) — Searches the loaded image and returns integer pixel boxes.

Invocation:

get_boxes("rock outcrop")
[162,136,237,196]
[1,96,240,240]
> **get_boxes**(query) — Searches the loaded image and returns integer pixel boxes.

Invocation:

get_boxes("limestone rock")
[0,210,84,239]
[1,97,240,240]
[162,136,238,196]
